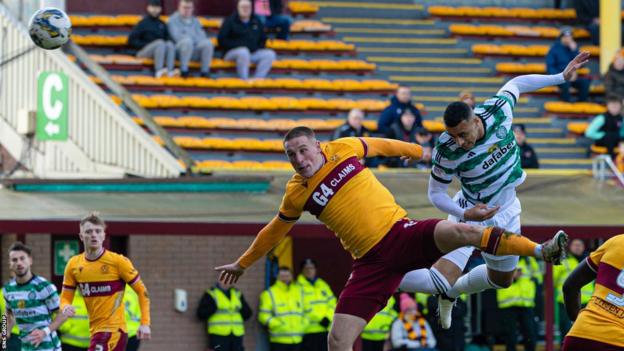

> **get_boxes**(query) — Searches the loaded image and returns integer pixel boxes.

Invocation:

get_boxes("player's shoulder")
[602,233,624,251]
[434,133,459,156]
[107,250,132,265]
[65,254,82,267]
[327,137,363,154]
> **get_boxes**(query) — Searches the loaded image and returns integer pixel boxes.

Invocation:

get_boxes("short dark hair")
[443,101,474,128]
[9,241,31,256]
[278,266,292,273]
[606,95,622,104]
[300,258,317,269]
[284,126,315,143]
[512,124,526,134]
[80,212,106,229]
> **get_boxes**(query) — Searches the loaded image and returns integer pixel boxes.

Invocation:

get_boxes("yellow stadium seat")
[590,145,608,154]
[567,122,588,135]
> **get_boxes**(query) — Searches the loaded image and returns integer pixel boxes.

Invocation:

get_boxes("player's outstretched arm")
[498,51,590,98]
[562,260,596,321]
[428,177,499,221]
[215,216,296,284]
[359,137,423,159]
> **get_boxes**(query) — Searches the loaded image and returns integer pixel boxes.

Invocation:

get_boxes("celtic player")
[3,242,69,351]
[399,52,590,329]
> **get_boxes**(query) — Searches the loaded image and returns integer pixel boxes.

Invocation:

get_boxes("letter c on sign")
[43,73,63,120]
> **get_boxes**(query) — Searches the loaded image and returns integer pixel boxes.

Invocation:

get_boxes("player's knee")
[489,272,514,288]
[327,329,348,350]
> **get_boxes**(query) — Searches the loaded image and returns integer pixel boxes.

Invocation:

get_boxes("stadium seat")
[429,6,576,20]
[544,101,607,115]
[450,24,590,39]
[472,44,598,58]
[567,122,588,135]
[496,62,589,75]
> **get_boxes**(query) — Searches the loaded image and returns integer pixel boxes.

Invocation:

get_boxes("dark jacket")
[574,0,598,25]
[384,121,420,168]
[196,286,253,322]
[546,42,579,75]
[519,142,539,169]
[128,14,169,50]
[605,64,624,100]
[218,13,267,53]
[252,0,284,16]
[377,96,423,134]
[332,123,370,140]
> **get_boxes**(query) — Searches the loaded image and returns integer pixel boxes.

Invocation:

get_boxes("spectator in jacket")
[332,109,370,140]
[218,0,277,80]
[546,27,590,102]
[391,294,436,351]
[378,86,423,134]
[128,0,178,78]
[253,0,292,40]
[585,96,624,158]
[513,124,540,169]
[167,0,214,77]
[197,280,252,351]
[605,52,624,102]
[573,0,599,45]
[385,110,433,168]
[459,90,476,109]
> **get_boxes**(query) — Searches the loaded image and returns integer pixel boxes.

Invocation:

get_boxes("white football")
[28,8,72,50]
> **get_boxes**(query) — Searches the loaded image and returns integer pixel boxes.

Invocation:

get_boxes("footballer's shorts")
[443,193,522,272]
[335,218,443,322]
[89,330,128,351]
[563,336,624,351]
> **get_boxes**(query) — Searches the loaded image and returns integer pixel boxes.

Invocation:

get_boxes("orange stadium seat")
[544,101,607,115]
[567,122,588,135]
[429,6,577,20]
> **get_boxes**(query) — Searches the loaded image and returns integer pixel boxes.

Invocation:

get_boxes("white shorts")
[441,193,522,272]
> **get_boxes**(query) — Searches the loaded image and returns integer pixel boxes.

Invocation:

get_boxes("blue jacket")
[546,42,579,75]
[377,96,423,134]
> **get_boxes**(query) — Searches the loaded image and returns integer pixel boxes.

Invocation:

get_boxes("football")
[28,8,72,50]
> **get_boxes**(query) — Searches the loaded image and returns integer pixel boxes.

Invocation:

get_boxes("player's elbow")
[562,278,578,296]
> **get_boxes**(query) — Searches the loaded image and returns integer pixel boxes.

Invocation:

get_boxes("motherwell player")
[562,234,624,351]
[216,128,568,351]
[60,213,151,351]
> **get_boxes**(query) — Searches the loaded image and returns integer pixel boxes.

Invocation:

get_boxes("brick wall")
[1,234,17,283]
[27,234,52,279]
[129,234,265,351]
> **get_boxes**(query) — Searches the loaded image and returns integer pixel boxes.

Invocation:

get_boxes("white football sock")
[399,267,452,295]
[446,264,502,299]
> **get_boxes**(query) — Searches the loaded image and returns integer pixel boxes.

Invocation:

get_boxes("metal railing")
[592,154,624,187]
[0,2,184,178]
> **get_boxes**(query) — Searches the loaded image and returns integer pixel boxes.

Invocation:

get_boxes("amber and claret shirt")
[61,250,150,334]
[567,234,624,347]
[238,137,423,268]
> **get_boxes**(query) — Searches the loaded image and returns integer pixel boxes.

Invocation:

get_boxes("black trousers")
[126,335,141,351]
[501,307,537,351]
[301,332,328,351]
[361,339,385,351]
[596,132,621,158]
[209,334,244,351]
[269,343,301,351]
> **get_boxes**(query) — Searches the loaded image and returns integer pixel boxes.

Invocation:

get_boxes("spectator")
[378,86,423,134]
[253,0,293,40]
[259,266,307,351]
[385,110,433,168]
[332,109,370,140]
[573,0,599,45]
[361,296,397,351]
[297,259,336,351]
[391,293,437,351]
[128,0,178,78]
[553,239,592,340]
[496,257,542,351]
[125,286,142,351]
[168,0,214,77]
[459,90,476,109]
[585,96,624,158]
[546,27,590,102]
[513,124,540,169]
[197,279,252,351]
[218,0,277,80]
[605,51,624,102]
